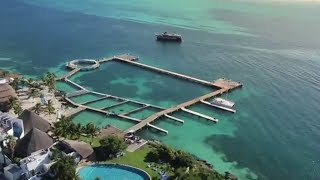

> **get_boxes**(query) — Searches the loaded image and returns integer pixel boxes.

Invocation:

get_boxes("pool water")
[79,164,151,180]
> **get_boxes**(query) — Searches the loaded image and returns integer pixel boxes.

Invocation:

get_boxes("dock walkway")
[115,58,215,87]
[59,54,242,135]
[56,68,80,80]
[125,88,229,133]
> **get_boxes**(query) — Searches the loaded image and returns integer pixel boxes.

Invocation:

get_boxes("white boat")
[210,98,236,113]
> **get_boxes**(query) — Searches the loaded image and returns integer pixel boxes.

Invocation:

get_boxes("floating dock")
[164,114,184,123]
[181,107,218,122]
[58,54,242,135]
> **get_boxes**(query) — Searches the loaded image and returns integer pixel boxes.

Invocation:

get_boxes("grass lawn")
[108,145,159,179]
[78,135,101,147]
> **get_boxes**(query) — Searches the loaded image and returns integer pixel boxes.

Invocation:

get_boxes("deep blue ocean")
[1,0,320,179]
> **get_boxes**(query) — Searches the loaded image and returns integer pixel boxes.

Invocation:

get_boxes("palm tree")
[42,72,56,92]
[46,100,55,115]
[83,123,99,145]
[28,88,39,99]
[8,97,18,109]
[6,135,16,161]
[53,116,72,138]
[33,103,42,115]
[11,77,20,90]
[50,156,80,180]
[0,141,6,166]
[12,103,23,116]
[69,123,82,140]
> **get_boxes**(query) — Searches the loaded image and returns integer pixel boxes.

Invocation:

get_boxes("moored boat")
[155,32,182,42]
[210,98,236,113]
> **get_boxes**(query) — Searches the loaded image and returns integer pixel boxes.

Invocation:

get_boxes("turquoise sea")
[1,0,320,179]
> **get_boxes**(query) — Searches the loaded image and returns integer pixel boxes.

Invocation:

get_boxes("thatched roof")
[18,109,51,134]
[0,84,17,103]
[15,128,54,158]
[61,139,93,158]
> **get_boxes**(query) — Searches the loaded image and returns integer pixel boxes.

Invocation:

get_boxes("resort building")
[19,149,52,179]
[0,83,17,112]
[18,110,51,135]
[3,164,24,180]
[14,128,54,158]
[53,140,94,162]
[0,112,24,139]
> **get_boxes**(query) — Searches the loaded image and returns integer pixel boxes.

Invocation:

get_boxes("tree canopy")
[99,135,127,156]
[49,156,79,180]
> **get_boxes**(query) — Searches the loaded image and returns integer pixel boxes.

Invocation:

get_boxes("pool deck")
[58,54,242,135]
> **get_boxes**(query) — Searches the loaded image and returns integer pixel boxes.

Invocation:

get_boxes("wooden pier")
[56,68,80,80]
[59,54,242,135]
[125,81,241,134]
[114,58,215,87]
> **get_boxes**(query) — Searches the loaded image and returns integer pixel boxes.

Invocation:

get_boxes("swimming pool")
[78,164,151,180]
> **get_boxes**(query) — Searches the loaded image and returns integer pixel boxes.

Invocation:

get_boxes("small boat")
[155,32,182,42]
[210,98,236,113]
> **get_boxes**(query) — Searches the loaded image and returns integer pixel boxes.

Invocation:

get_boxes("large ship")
[155,32,182,42]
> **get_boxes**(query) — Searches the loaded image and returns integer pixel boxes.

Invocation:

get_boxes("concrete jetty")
[181,107,218,122]
[164,114,184,123]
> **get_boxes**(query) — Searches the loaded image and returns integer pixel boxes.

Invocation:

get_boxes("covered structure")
[0,84,17,112]
[14,128,54,158]
[60,139,94,159]
[18,109,51,134]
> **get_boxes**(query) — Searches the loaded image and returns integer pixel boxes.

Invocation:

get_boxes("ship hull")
[156,36,182,42]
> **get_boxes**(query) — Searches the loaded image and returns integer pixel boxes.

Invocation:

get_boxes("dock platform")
[59,54,242,135]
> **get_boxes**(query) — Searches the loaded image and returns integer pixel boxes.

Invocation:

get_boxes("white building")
[4,164,24,180]
[0,112,24,139]
[19,149,52,179]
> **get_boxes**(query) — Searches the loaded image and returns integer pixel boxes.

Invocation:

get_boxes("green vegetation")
[33,103,42,115]
[9,97,22,115]
[46,99,55,115]
[53,116,99,141]
[48,156,80,180]
[42,72,56,92]
[82,123,99,145]
[108,145,159,179]
[99,135,127,155]
[5,135,17,161]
